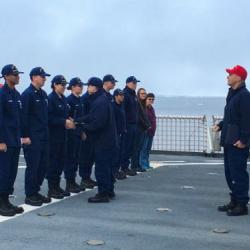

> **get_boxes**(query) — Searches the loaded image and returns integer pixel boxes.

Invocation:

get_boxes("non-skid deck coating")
[0,154,249,250]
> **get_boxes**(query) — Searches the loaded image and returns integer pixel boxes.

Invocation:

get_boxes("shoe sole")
[48,195,64,200]
[227,211,248,216]
[25,201,43,207]
[88,200,110,203]
[0,211,16,217]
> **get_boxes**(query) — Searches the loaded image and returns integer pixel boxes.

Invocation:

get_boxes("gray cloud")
[0,0,249,96]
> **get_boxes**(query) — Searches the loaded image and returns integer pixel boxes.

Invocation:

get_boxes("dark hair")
[137,88,147,107]
[146,93,155,99]
[51,82,55,89]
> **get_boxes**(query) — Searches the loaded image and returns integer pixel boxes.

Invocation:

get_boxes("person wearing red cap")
[214,65,250,216]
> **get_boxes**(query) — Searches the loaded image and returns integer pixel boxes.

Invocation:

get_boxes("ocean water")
[154,96,225,117]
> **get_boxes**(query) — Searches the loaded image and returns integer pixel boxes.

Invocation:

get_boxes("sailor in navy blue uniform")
[121,76,139,176]
[215,65,250,216]
[46,75,75,199]
[112,89,127,180]
[64,77,87,193]
[102,74,117,101]
[21,67,52,206]
[77,91,97,189]
[0,64,24,216]
[80,77,117,203]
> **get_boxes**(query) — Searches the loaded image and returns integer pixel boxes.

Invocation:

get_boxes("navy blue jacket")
[112,100,126,136]
[123,86,139,124]
[81,89,117,149]
[219,84,250,146]
[81,92,90,114]
[103,89,113,102]
[0,83,22,147]
[67,93,85,137]
[21,84,49,142]
[48,91,70,143]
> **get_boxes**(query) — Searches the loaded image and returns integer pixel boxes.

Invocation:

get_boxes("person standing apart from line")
[21,67,52,206]
[214,65,250,216]
[46,75,75,199]
[140,93,156,170]
[0,64,24,216]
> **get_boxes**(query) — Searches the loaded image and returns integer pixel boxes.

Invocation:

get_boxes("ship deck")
[0,154,249,250]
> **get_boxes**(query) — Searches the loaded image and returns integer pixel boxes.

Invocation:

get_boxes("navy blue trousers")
[47,140,66,185]
[224,145,249,205]
[24,141,49,196]
[121,124,137,170]
[131,127,145,169]
[112,134,124,175]
[94,146,114,194]
[64,135,81,181]
[0,147,20,195]
[79,139,94,180]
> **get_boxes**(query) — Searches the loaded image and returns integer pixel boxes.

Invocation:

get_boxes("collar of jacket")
[229,82,246,93]
[89,88,103,101]
[3,82,16,94]
[227,83,246,103]
[29,83,43,93]
[71,93,81,99]
[52,90,65,100]
[124,86,136,95]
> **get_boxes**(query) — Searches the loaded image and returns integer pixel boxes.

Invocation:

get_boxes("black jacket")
[112,100,126,135]
[219,84,250,146]
[123,86,139,124]
[137,101,151,131]
[81,89,117,150]
[48,91,70,143]
[67,93,85,137]
[0,83,22,147]
[21,84,49,142]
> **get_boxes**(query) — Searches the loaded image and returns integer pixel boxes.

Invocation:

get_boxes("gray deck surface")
[0,154,249,250]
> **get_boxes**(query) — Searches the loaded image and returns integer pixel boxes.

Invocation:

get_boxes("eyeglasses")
[140,92,147,95]
[148,98,154,101]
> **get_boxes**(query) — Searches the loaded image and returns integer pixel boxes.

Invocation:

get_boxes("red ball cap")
[226,65,248,81]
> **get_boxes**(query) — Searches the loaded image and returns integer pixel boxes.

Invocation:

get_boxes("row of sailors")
[0,64,156,217]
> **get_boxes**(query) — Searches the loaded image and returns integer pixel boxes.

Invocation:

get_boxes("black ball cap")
[0,64,24,78]
[126,76,140,84]
[103,74,118,83]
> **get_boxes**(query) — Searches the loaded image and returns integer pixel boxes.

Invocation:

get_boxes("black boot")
[65,180,82,193]
[89,179,98,186]
[7,196,24,214]
[58,186,71,197]
[124,168,137,176]
[0,194,16,216]
[218,200,237,212]
[135,167,146,172]
[48,183,64,200]
[36,193,51,204]
[115,171,127,180]
[227,204,248,216]
[80,179,95,189]
[25,194,43,206]
[88,192,110,203]
[108,191,116,200]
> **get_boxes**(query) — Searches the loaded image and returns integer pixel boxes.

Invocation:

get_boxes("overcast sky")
[0,0,249,96]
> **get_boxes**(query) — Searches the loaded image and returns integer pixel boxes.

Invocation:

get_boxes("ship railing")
[151,115,223,155]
